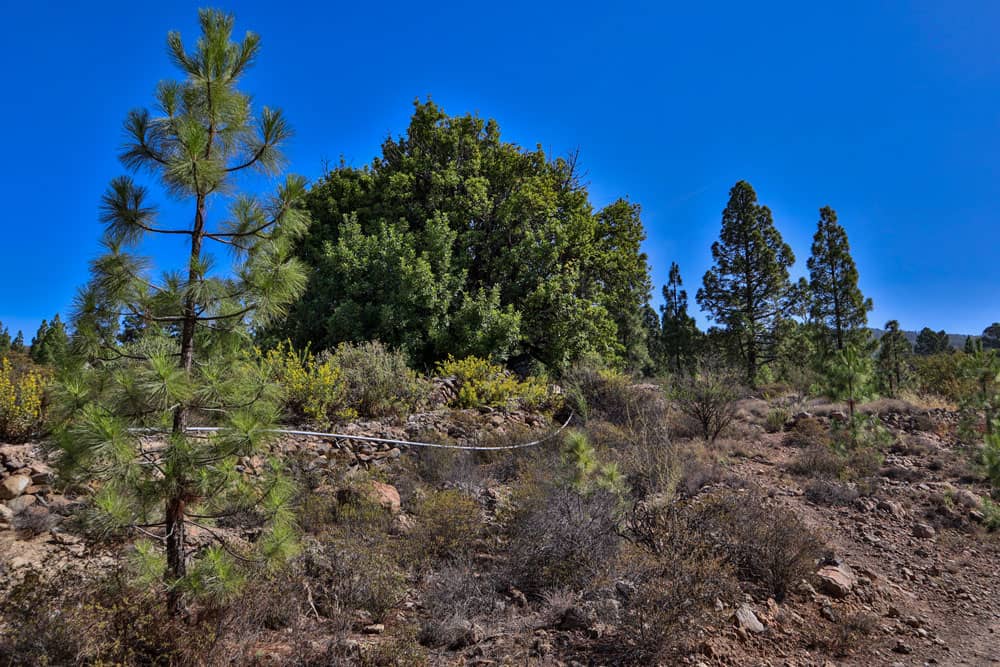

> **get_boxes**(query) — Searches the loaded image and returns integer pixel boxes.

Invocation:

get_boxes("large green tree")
[807,206,872,352]
[56,10,308,615]
[697,181,796,385]
[274,102,651,372]
[915,327,951,355]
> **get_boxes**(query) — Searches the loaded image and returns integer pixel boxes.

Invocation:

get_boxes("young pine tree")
[660,262,698,374]
[55,10,309,615]
[10,331,24,354]
[807,206,872,353]
[697,181,795,386]
[876,320,912,398]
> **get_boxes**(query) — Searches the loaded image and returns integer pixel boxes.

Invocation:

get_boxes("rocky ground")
[1,399,998,666]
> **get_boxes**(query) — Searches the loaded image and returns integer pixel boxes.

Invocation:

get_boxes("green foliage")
[273,100,652,373]
[656,262,700,374]
[436,355,551,410]
[915,327,951,355]
[560,430,629,495]
[327,340,427,418]
[0,356,46,442]
[260,341,356,426]
[55,10,309,614]
[876,320,912,398]
[823,344,873,421]
[29,315,70,367]
[410,489,483,563]
[697,181,796,386]
[807,206,872,352]
[913,352,969,402]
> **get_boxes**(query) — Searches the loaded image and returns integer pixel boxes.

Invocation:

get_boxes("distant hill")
[869,328,975,350]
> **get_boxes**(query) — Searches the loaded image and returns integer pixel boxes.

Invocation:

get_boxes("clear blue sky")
[1,1,998,339]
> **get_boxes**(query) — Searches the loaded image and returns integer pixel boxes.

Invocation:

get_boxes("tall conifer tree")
[660,262,698,373]
[807,206,872,352]
[697,181,795,385]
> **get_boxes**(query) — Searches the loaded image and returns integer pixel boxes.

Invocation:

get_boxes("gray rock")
[7,494,37,513]
[912,522,936,539]
[734,603,765,633]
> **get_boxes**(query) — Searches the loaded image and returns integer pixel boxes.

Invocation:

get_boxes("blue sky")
[1,1,998,339]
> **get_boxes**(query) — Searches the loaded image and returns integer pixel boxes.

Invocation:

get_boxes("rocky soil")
[1,401,999,666]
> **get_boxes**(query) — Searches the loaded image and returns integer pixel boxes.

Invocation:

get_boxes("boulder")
[0,475,30,500]
[367,481,401,514]
[912,522,936,539]
[734,604,765,633]
[816,563,856,598]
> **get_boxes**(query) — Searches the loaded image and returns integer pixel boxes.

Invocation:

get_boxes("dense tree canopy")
[914,327,951,355]
[981,323,1000,350]
[876,319,912,397]
[697,181,796,385]
[272,101,652,373]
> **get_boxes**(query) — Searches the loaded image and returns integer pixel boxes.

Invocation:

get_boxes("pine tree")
[964,336,978,354]
[807,206,872,352]
[876,320,912,398]
[660,262,698,373]
[0,323,10,353]
[30,314,69,366]
[915,327,951,355]
[10,331,24,354]
[55,10,309,615]
[697,181,795,386]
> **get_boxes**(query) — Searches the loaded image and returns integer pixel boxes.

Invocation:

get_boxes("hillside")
[3,389,999,665]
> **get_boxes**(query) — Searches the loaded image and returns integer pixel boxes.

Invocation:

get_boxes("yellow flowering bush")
[260,342,356,426]
[435,355,554,410]
[0,356,46,441]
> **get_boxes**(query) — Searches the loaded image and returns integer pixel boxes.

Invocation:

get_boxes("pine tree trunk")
[165,192,207,615]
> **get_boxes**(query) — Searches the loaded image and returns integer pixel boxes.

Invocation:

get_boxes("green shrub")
[765,406,790,433]
[436,355,552,410]
[262,340,426,424]
[410,489,484,563]
[328,340,427,419]
[913,352,969,403]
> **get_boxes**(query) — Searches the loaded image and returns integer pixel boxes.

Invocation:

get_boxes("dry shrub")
[12,505,56,537]
[305,536,407,622]
[409,489,483,564]
[0,570,220,666]
[418,562,500,649]
[503,479,620,595]
[672,367,742,444]
[784,417,830,449]
[828,611,878,657]
[804,479,860,506]
[788,444,846,478]
[695,490,823,600]
[562,364,671,445]
[617,502,738,662]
